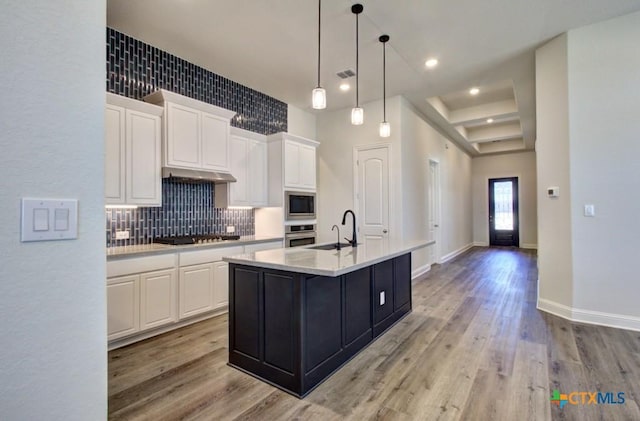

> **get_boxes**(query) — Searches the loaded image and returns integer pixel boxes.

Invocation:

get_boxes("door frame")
[488,176,520,247]
[353,143,394,239]
[428,158,442,264]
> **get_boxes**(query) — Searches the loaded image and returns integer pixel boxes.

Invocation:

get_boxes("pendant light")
[379,34,390,137]
[312,0,326,109]
[351,3,364,125]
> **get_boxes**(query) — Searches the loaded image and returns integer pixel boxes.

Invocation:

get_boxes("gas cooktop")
[153,234,241,245]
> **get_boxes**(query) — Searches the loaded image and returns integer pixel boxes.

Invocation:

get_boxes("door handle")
[383,229,388,234]
[434,224,439,228]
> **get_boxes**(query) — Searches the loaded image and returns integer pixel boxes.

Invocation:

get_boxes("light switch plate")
[21,198,78,242]
[380,291,386,306]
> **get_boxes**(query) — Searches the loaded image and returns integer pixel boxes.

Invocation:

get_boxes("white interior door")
[355,146,390,245]
[428,159,441,263]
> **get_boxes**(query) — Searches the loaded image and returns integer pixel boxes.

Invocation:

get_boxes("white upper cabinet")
[105,93,162,206]
[267,132,319,205]
[249,138,268,206]
[215,127,268,208]
[201,112,231,171]
[144,89,235,173]
[166,102,200,168]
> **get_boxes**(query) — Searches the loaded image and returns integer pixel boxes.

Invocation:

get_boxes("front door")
[489,177,519,247]
[355,145,390,246]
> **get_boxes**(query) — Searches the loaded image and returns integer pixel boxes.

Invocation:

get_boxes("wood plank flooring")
[109,247,640,420]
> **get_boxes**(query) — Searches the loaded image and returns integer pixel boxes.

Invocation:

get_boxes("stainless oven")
[285,191,316,221]
[285,224,316,248]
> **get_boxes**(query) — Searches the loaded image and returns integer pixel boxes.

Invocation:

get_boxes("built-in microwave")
[285,191,316,221]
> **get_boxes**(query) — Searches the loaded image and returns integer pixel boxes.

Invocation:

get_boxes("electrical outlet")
[380,291,385,306]
[115,230,130,240]
[226,225,235,233]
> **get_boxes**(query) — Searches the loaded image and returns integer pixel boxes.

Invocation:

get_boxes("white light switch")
[33,208,49,231]
[21,198,78,242]
[54,208,69,231]
[584,204,595,217]
[380,291,386,306]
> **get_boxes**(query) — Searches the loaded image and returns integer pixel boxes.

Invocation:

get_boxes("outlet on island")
[226,226,235,234]
[115,230,130,240]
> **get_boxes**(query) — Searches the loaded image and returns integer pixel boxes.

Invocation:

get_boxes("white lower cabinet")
[212,261,230,309]
[140,269,177,330]
[179,264,215,319]
[107,275,140,341]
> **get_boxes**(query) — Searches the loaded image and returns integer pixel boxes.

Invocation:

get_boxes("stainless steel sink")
[308,243,351,250]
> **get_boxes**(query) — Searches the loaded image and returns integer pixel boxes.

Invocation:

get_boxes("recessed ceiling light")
[486,118,494,123]
[469,87,480,95]
[339,82,350,91]
[425,58,438,68]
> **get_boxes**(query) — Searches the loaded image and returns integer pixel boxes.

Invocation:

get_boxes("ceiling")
[107,0,640,156]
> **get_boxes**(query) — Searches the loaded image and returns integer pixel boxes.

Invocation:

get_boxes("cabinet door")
[283,140,300,188]
[126,110,162,206]
[229,135,250,205]
[105,104,125,204]
[299,144,316,190]
[201,111,230,172]
[393,254,411,311]
[249,139,268,206]
[166,102,200,168]
[140,269,177,330]
[107,275,139,340]
[179,264,214,319]
[212,261,229,309]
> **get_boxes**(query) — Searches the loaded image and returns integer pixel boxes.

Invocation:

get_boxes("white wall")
[0,2,107,420]
[471,151,537,248]
[535,34,575,311]
[316,96,403,245]
[536,11,640,330]
[400,98,473,266]
[316,96,473,275]
[287,104,317,140]
[567,11,640,323]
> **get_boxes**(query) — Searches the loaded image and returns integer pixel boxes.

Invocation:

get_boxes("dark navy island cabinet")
[228,253,412,397]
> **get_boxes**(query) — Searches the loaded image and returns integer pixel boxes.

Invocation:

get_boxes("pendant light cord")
[356,11,359,107]
[383,40,386,121]
[317,0,321,88]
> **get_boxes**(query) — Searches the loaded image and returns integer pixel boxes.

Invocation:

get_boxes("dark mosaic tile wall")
[106,180,254,247]
[104,27,280,247]
[106,27,287,134]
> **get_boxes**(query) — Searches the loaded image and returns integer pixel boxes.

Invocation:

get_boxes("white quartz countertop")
[223,238,435,277]
[106,236,284,260]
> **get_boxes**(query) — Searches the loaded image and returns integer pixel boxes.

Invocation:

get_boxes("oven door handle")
[285,232,317,239]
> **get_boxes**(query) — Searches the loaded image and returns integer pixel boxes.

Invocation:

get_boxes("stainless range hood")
[162,167,236,184]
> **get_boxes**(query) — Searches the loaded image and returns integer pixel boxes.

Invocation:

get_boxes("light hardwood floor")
[109,247,640,420]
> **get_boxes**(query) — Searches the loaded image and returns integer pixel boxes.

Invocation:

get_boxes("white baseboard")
[412,263,431,279]
[521,243,538,249]
[473,241,488,247]
[440,243,474,263]
[538,298,640,332]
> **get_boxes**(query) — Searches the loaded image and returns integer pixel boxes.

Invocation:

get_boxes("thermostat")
[547,187,559,198]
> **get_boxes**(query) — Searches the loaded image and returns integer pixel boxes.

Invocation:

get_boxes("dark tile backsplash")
[106,180,254,247]
[105,28,281,247]
[106,27,287,134]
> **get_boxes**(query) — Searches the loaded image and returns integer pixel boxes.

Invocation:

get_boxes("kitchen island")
[223,238,432,397]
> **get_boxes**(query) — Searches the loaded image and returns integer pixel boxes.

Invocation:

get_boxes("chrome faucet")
[331,225,341,250]
[341,210,357,247]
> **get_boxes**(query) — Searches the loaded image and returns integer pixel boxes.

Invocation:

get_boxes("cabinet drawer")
[179,246,244,266]
[107,254,176,278]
